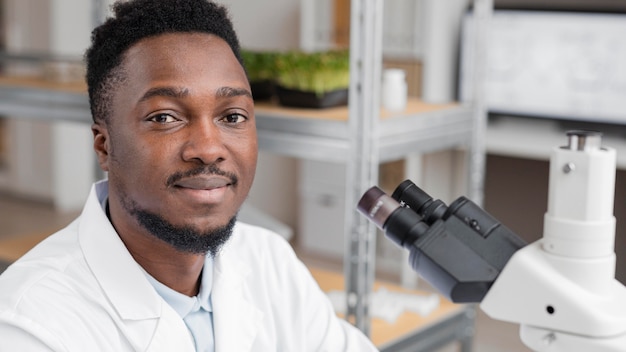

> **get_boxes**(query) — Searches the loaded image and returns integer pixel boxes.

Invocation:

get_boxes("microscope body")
[481,132,626,351]
[358,131,626,351]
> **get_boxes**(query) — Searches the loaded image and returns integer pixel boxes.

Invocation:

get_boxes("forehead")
[120,32,246,84]
[105,32,249,115]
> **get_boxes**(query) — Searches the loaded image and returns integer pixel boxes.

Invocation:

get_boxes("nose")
[181,118,227,164]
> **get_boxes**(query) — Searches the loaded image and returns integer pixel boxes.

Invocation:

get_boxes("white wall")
[221,0,300,51]
[421,0,470,103]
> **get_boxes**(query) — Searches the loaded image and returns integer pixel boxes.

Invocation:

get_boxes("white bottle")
[382,68,408,112]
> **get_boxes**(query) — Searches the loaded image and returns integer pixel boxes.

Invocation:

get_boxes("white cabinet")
[298,160,347,259]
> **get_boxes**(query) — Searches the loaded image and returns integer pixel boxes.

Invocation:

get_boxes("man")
[0,0,378,350]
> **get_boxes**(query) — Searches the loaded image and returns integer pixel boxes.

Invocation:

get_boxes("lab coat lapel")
[78,182,195,351]
[147,303,196,352]
[212,242,263,352]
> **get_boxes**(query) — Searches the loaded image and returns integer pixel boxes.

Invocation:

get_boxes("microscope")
[357,131,626,351]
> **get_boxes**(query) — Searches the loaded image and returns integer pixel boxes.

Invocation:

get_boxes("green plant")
[274,50,350,96]
[241,50,279,82]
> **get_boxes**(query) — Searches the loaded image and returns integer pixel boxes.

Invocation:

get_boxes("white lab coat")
[0,181,377,351]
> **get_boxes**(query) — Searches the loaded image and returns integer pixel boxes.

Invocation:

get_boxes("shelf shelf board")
[255,99,475,163]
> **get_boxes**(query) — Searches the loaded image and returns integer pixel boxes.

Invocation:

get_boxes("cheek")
[235,134,258,173]
[111,132,183,186]
[109,132,132,165]
[108,131,154,177]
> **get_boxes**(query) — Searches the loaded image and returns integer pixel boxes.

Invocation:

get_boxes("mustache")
[166,163,238,187]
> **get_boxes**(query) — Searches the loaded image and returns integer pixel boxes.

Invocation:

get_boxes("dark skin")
[91,33,257,296]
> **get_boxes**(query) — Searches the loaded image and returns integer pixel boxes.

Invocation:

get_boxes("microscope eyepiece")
[357,186,427,249]
[391,180,448,223]
[357,186,401,230]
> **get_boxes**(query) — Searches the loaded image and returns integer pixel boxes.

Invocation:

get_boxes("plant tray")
[250,79,275,101]
[275,86,348,109]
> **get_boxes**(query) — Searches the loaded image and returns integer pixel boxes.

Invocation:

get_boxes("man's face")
[93,32,257,249]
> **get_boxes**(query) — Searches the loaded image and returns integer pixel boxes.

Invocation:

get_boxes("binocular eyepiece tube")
[357,180,526,303]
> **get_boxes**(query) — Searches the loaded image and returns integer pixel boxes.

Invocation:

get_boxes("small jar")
[382,68,407,112]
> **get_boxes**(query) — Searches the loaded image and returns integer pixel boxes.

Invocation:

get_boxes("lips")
[171,175,234,206]
[174,176,233,190]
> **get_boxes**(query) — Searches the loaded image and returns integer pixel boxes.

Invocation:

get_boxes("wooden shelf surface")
[309,267,470,349]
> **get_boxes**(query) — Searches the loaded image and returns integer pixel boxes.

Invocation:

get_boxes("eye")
[221,113,247,124]
[149,113,179,124]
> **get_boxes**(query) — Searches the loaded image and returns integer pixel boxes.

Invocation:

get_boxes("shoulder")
[0,221,83,295]
[0,215,147,351]
[0,219,95,320]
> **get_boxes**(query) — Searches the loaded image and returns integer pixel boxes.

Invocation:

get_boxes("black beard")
[124,200,236,257]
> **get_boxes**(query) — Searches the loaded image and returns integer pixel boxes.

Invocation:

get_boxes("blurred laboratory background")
[2,0,626,351]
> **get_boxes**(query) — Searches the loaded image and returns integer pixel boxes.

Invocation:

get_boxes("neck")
[106,200,206,296]
[129,240,206,296]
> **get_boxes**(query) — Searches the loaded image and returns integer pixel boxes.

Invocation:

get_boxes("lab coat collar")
[212,226,264,351]
[79,181,162,320]
[78,181,194,351]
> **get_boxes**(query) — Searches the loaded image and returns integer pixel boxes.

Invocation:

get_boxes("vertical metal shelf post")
[467,0,492,206]
[343,0,384,334]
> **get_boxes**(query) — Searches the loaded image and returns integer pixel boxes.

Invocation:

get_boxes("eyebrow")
[138,86,252,103]
[216,86,252,99]
[138,86,189,103]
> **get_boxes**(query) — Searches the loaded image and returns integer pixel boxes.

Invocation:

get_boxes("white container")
[382,68,408,112]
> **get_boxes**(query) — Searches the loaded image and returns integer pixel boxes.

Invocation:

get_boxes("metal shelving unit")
[258,0,492,341]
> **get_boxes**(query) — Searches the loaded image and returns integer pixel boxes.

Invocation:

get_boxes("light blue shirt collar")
[143,257,214,317]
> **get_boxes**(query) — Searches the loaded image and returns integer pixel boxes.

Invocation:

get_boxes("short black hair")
[85,0,243,123]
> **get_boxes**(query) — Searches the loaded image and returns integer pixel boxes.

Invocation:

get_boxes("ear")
[92,122,111,172]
